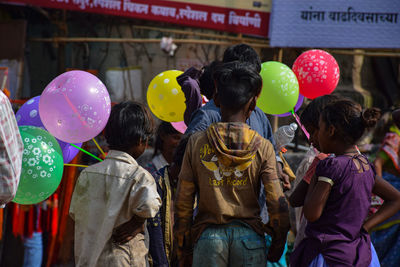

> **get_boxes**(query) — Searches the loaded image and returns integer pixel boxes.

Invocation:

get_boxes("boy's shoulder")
[80,152,150,180]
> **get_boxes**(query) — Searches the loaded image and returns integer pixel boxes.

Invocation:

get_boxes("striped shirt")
[0,91,23,205]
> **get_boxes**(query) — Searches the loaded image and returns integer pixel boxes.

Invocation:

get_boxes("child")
[372,108,400,266]
[290,99,400,267]
[177,61,220,125]
[147,135,189,267]
[289,95,340,247]
[174,61,290,266]
[145,121,182,174]
[69,101,161,267]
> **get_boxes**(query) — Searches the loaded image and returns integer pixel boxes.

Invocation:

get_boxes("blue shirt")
[186,99,276,148]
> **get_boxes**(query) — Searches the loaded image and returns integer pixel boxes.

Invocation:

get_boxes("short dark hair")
[321,99,381,145]
[199,60,221,100]
[213,61,262,109]
[152,121,180,158]
[300,95,341,130]
[222,44,261,73]
[105,101,154,151]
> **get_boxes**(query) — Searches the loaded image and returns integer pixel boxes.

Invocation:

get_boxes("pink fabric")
[0,91,23,205]
[302,153,329,184]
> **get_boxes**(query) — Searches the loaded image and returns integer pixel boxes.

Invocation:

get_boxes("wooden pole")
[29,37,271,48]
[272,48,284,133]
[131,25,268,44]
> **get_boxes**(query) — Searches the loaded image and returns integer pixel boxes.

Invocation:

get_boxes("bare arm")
[373,156,385,178]
[363,175,400,232]
[303,176,332,222]
[288,180,309,207]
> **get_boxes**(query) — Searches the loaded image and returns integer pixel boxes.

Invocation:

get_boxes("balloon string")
[92,138,106,158]
[64,163,89,168]
[70,143,103,162]
[291,110,310,140]
[61,92,87,127]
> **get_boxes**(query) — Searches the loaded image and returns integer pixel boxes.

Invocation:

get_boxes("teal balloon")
[257,61,299,115]
[13,126,64,205]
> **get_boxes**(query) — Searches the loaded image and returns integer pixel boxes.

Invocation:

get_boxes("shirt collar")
[106,150,138,165]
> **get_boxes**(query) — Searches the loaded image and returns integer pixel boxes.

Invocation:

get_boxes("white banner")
[269,0,400,48]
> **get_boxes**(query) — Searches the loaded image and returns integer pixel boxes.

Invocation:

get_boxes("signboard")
[5,0,271,37]
[269,0,400,48]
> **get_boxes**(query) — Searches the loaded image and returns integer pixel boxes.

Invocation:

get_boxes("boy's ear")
[214,92,221,107]
[328,125,335,137]
[249,96,257,112]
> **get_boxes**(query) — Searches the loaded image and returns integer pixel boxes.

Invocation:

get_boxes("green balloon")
[257,61,299,115]
[13,126,64,205]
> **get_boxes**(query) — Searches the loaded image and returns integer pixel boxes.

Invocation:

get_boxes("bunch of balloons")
[257,50,340,117]
[14,70,111,204]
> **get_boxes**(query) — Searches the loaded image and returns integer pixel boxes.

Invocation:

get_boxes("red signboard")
[4,0,270,37]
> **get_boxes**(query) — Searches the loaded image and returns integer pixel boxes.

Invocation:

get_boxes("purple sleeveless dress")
[290,155,375,267]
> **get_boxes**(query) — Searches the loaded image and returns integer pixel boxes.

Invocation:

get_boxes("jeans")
[192,221,266,267]
[23,232,43,267]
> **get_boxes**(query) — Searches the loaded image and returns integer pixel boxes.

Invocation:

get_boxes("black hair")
[213,61,262,109]
[222,44,261,73]
[105,101,154,151]
[172,134,190,167]
[199,60,221,100]
[321,99,381,145]
[152,121,180,158]
[300,95,342,130]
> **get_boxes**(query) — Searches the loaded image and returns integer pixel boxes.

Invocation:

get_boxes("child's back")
[175,61,290,266]
[70,101,161,267]
[180,122,279,240]
[292,155,375,266]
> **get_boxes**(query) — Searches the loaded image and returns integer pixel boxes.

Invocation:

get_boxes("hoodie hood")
[206,122,263,170]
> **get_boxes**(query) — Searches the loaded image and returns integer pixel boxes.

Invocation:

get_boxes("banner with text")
[5,0,269,37]
[269,0,400,48]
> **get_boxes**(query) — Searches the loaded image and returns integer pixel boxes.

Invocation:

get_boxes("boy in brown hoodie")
[174,61,290,266]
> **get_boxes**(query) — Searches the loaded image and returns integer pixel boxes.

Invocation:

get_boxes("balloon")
[147,70,186,122]
[171,121,187,134]
[16,95,82,163]
[39,70,111,143]
[273,94,304,117]
[16,96,43,128]
[13,126,64,205]
[257,61,299,115]
[292,49,340,99]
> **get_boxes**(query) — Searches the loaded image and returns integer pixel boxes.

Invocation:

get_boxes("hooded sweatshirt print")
[175,122,282,244]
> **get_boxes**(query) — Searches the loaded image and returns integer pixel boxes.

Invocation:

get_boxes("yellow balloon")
[147,70,186,122]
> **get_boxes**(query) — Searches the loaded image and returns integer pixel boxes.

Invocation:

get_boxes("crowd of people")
[2,44,400,267]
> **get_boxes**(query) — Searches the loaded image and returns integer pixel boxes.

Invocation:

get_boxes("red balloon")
[292,50,340,99]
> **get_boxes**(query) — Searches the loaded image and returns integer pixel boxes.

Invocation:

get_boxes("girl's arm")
[363,175,400,232]
[288,180,309,207]
[303,175,332,222]
[373,155,385,177]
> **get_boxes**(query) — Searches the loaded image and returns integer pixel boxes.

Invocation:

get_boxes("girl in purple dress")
[290,99,400,267]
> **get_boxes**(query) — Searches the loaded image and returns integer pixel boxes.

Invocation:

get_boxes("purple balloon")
[16,96,43,128]
[39,70,111,143]
[16,95,82,163]
[273,94,304,117]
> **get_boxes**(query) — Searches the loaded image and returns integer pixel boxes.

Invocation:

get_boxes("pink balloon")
[292,50,340,99]
[39,71,111,143]
[171,121,187,134]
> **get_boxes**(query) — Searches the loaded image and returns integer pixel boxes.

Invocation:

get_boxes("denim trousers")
[23,232,43,267]
[192,221,266,267]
